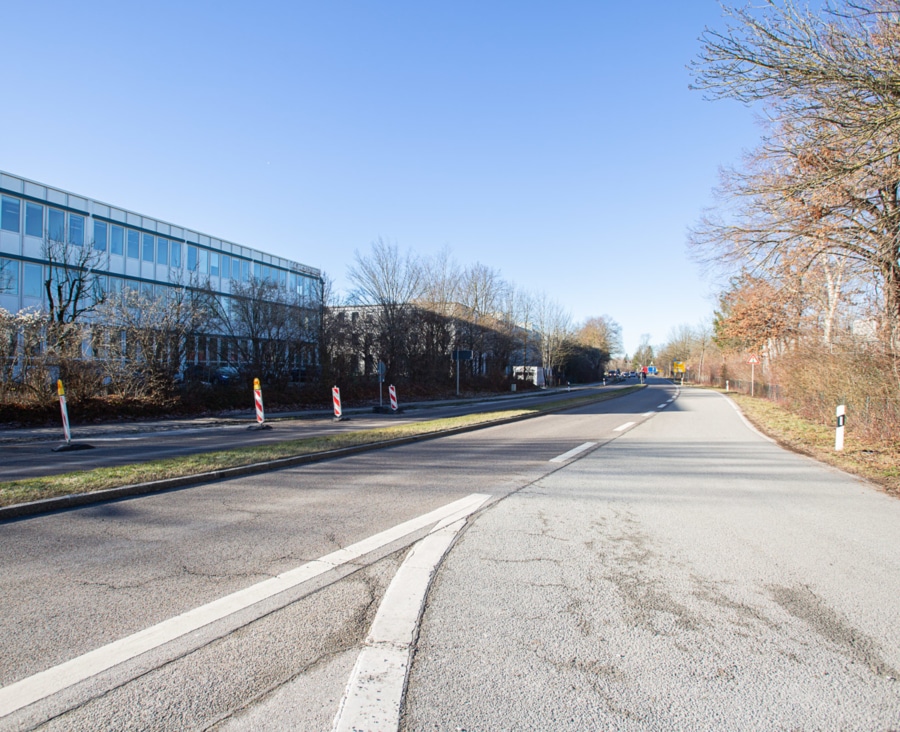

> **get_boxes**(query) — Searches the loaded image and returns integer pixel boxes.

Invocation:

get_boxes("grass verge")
[0,386,643,508]
[727,391,900,498]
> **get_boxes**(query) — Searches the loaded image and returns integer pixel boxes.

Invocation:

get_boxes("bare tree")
[692,0,900,349]
[534,293,573,385]
[96,281,217,398]
[347,239,424,381]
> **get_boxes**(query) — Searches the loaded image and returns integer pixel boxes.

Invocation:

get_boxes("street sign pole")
[747,354,760,397]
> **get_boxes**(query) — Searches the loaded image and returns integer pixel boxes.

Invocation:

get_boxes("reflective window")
[157,237,169,265]
[210,252,219,277]
[68,214,85,246]
[221,254,230,279]
[142,233,154,262]
[170,241,181,268]
[242,260,250,282]
[110,225,124,255]
[127,230,140,258]
[253,262,261,280]
[48,209,65,241]
[0,258,19,294]
[188,245,198,271]
[232,258,241,281]
[93,220,107,252]
[0,196,20,233]
[199,248,208,274]
[25,202,43,237]
[23,262,43,298]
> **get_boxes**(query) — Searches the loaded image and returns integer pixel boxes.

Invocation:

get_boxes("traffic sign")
[747,354,760,365]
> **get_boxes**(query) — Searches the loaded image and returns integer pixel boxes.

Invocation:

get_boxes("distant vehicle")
[211,366,241,385]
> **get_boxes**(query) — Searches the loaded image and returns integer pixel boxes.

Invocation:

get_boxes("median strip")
[0,387,643,517]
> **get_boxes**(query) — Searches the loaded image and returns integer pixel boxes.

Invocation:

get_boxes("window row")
[1,258,320,309]
[2,195,86,245]
[1,193,317,295]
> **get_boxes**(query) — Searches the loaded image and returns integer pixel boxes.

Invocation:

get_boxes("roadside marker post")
[52,380,94,452]
[835,404,846,451]
[247,378,272,431]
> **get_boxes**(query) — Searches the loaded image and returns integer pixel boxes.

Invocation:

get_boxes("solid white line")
[332,512,480,732]
[613,422,635,432]
[549,442,596,463]
[642,411,655,417]
[0,493,491,719]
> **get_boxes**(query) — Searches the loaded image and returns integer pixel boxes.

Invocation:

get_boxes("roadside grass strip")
[724,391,900,497]
[0,494,491,720]
[0,387,644,509]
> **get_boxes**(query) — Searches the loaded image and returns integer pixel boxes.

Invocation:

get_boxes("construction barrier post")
[248,377,272,430]
[58,379,71,444]
[52,380,94,452]
[389,384,398,412]
[333,386,345,421]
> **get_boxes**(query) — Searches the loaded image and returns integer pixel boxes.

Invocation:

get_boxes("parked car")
[211,366,241,385]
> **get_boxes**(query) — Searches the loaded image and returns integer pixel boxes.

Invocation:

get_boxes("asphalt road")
[0,383,634,481]
[1,380,897,731]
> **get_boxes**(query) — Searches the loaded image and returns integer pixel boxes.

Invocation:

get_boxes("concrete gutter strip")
[1,392,622,521]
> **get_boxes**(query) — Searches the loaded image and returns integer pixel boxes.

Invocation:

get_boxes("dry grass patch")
[728,392,900,497]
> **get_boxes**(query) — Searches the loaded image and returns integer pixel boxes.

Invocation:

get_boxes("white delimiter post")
[835,404,846,451]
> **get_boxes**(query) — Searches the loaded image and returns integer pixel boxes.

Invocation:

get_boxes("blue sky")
[2,1,760,355]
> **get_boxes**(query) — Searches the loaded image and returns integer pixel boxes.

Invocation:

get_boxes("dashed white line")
[0,494,491,719]
[657,404,668,409]
[549,442,597,463]
[613,422,636,432]
[642,411,655,417]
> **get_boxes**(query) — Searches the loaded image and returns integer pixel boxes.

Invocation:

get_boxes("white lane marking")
[657,403,668,409]
[613,422,635,432]
[720,393,778,444]
[642,411,655,417]
[549,442,596,463]
[0,493,491,719]
[332,512,480,732]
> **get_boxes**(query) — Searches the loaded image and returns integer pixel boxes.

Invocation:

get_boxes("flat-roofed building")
[0,170,322,380]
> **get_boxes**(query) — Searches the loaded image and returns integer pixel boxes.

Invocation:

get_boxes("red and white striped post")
[389,384,398,412]
[332,386,343,420]
[57,379,71,444]
[254,378,265,424]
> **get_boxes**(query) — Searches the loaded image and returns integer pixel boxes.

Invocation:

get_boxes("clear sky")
[1,1,761,356]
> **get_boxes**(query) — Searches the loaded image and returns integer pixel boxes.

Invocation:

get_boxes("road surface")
[1,381,897,730]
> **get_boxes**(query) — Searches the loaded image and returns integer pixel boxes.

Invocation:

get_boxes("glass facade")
[0,170,324,371]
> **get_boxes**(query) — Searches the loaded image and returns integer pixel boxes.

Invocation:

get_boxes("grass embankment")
[727,392,900,497]
[0,386,643,508]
